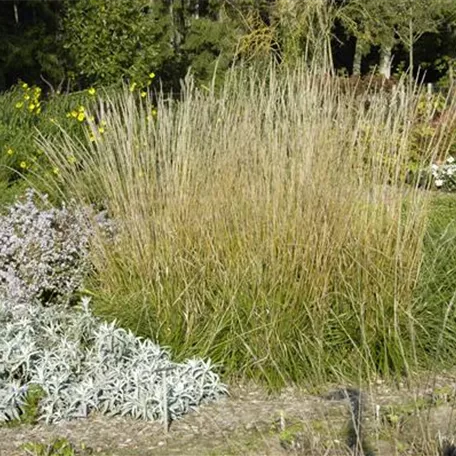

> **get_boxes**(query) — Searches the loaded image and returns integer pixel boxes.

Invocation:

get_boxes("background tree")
[1,0,456,92]
[337,0,397,77]
[61,0,174,88]
[394,0,452,78]
[0,0,65,90]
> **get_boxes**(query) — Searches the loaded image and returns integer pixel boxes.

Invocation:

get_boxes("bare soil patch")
[3,374,456,456]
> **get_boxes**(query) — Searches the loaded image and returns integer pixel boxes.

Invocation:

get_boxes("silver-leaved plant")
[0,296,227,424]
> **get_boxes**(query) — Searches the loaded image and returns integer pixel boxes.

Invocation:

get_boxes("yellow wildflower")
[129,82,137,92]
[89,134,96,142]
[68,155,77,165]
[71,110,78,118]
[88,87,96,96]
[28,103,36,111]
[36,107,41,114]
[140,91,147,98]
[77,112,86,122]
[6,148,14,156]
[15,102,23,109]
[78,106,85,113]
[24,94,30,101]
[21,82,28,90]
[151,108,157,117]
[149,72,155,79]
[52,167,59,175]
[98,127,105,134]
[20,161,27,169]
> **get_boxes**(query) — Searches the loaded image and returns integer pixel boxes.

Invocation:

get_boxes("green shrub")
[61,0,172,87]
[0,77,158,202]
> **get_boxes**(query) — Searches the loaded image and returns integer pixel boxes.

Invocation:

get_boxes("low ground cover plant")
[21,437,92,456]
[0,296,226,424]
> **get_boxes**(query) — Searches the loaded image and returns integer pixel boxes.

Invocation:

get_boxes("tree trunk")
[169,0,175,47]
[194,0,199,19]
[408,19,414,80]
[13,2,19,24]
[352,38,363,76]
[379,44,392,79]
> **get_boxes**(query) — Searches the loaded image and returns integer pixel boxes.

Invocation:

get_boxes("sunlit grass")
[39,64,456,388]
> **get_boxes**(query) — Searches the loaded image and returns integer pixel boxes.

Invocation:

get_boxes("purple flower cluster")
[0,189,90,306]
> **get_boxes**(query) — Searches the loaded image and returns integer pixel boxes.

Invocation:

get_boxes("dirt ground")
[2,373,456,456]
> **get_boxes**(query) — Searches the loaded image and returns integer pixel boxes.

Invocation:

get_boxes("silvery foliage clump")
[0,189,91,306]
[0,190,115,305]
[431,155,456,191]
[0,296,227,423]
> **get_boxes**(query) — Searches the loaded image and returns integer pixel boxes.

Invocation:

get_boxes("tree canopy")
[1,0,456,92]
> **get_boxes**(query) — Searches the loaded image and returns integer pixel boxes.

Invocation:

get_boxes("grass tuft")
[39,65,456,388]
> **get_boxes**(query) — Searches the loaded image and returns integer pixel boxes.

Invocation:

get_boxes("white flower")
[446,167,455,176]
[431,163,439,171]
[447,156,455,164]
[435,179,444,187]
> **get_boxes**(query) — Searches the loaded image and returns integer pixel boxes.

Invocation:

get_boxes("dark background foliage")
[0,0,455,93]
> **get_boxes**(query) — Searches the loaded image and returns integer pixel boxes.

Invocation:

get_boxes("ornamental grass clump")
[0,296,226,424]
[39,65,456,388]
